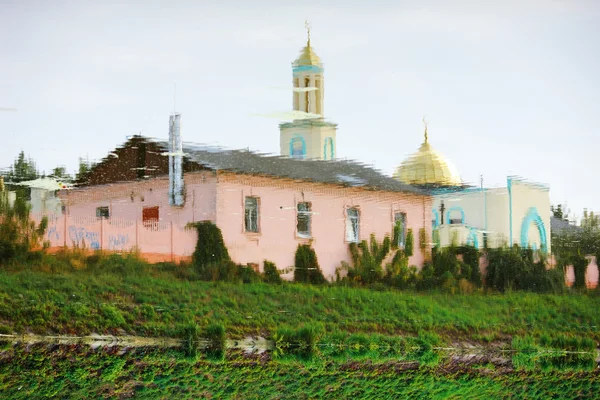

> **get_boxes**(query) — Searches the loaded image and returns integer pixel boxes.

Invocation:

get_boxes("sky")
[1,0,599,222]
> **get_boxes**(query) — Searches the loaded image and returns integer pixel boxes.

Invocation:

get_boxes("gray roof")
[551,216,582,234]
[152,139,428,195]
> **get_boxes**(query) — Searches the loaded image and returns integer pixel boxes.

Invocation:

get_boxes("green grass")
[0,344,598,399]
[1,254,599,398]
[0,256,599,344]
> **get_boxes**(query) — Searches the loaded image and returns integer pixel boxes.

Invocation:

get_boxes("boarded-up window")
[245,197,259,233]
[346,207,360,243]
[297,202,311,237]
[96,206,110,219]
[143,206,159,229]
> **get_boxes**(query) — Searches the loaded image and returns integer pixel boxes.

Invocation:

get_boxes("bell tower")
[280,22,338,161]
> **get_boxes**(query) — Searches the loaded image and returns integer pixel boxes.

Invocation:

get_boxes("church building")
[38,30,433,280]
[393,121,551,254]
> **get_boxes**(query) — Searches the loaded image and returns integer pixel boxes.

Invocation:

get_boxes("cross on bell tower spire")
[305,20,311,47]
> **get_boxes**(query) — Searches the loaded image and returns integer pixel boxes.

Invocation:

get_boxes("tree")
[50,166,72,181]
[5,151,38,183]
[581,209,600,231]
[551,204,569,221]
[0,189,48,265]
[75,157,96,183]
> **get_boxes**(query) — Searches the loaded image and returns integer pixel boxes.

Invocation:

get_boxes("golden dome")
[393,125,462,187]
[293,22,321,67]
[293,43,321,67]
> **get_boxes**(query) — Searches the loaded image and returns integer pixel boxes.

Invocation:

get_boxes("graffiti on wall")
[68,226,100,250]
[47,226,60,241]
[108,234,129,250]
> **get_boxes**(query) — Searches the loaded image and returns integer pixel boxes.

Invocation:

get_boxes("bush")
[405,229,414,257]
[263,260,282,284]
[0,193,48,266]
[189,221,230,271]
[572,254,588,289]
[294,244,327,284]
[486,246,564,293]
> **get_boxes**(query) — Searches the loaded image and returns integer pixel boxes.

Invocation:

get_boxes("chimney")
[168,113,185,206]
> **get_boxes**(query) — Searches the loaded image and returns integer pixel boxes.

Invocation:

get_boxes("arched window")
[323,137,334,160]
[290,137,306,159]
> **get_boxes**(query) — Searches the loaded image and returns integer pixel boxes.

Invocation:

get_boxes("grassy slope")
[1,258,599,398]
[0,261,598,343]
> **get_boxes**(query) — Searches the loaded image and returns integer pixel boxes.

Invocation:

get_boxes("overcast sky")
[1,0,599,220]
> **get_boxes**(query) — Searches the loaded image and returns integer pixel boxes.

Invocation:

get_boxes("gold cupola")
[292,22,322,68]
[393,120,462,187]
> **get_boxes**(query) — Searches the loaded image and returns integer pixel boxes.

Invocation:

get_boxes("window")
[245,197,259,233]
[96,206,110,219]
[142,206,159,229]
[304,77,310,112]
[323,137,334,160]
[394,212,407,248]
[290,137,306,159]
[297,202,312,237]
[346,207,360,243]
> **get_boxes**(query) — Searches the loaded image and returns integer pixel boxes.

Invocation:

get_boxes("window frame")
[296,202,312,238]
[96,206,110,219]
[346,206,360,243]
[244,196,260,233]
[394,211,407,248]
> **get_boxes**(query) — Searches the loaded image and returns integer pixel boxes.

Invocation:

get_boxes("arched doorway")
[520,207,547,252]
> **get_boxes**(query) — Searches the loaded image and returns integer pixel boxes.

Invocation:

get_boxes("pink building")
[43,135,432,280]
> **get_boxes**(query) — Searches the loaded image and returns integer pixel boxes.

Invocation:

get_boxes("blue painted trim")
[467,228,479,249]
[293,65,323,74]
[323,137,334,160]
[432,209,440,228]
[446,206,465,224]
[520,207,548,253]
[507,177,513,246]
[289,136,306,159]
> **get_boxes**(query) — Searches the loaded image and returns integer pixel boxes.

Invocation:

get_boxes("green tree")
[75,157,96,183]
[50,166,71,181]
[551,204,569,221]
[0,189,48,265]
[294,244,327,284]
[6,151,38,183]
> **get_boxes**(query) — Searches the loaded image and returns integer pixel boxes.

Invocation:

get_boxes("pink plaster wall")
[215,173,431,280]
[43,172,217,259]
[564,256,599,289]
[36,171,431,280]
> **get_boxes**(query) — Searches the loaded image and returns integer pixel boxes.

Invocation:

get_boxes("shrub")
[405,229,414,257]
[572,254,588,289]
[0,193,48,266]
[485,246,564,293]
[294,244,327,284]
[457,245,481,286]
[238,265,262,284]
[189,221,230,271]
[263,260,282,284]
